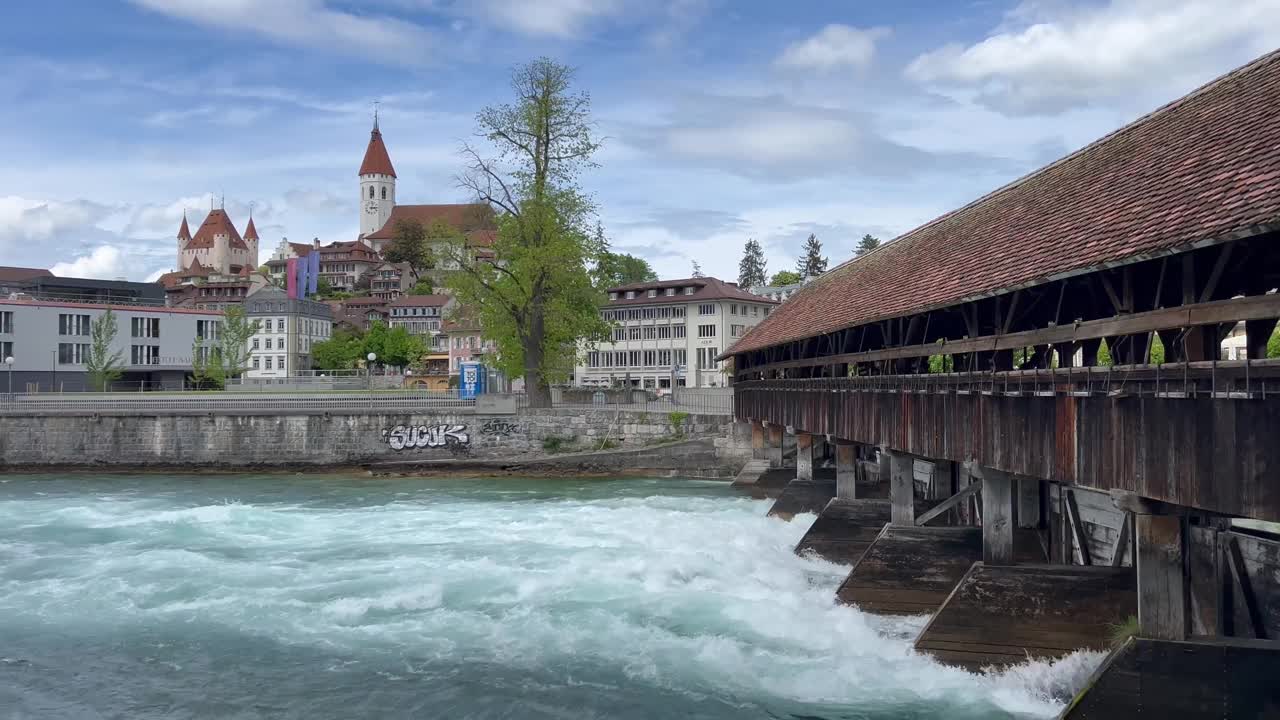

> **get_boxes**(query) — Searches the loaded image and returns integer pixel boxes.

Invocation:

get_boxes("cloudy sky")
[1,0,1277,283]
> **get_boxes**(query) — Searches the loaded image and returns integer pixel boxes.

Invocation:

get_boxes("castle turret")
[244,215,260,269]
[176,212,192,269]
[358,116,397,238]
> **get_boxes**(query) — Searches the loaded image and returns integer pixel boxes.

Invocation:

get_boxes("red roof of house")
[364,203,495,240]
[185,209,248,251]
[0,266,53,283]
[317,240,379,261]
[605,277,777,307]
[358,124,396,178]
[390,294,450,307]
[729,48,1280,356]
[466,228,497,247]
[343,296,389,306]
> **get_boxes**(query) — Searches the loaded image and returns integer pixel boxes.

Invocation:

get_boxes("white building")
[242,287,333,377]
[575,277,777,390]
[387,294,452,353]
[749,279,807,303]
[0,297,222,391]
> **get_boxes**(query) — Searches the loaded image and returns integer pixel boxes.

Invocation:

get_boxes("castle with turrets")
[175,206,259,277]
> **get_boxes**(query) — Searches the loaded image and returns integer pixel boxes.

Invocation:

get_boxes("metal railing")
[514,387,734,415]
[0,389,476,414]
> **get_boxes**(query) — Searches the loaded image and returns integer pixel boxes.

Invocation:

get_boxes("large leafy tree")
[796,233,828,278]
[855,233,881,256]
[85,309,124,391]
[361,322,426,368]
[446,58,610,407]
[770,270,802,286]
[311,328,366,370]
[384,219,434,274]
[219,306,260,378]
[595,250,657,289]
[738,239,767,289]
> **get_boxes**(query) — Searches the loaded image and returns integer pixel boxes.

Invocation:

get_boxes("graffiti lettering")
[382,424,469,451]
[480,419,520,436]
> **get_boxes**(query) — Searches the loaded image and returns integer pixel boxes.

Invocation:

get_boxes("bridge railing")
[0,390,476,414]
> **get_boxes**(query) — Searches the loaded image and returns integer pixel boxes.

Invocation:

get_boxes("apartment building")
[574,276,777,390]
[0,298,221,391]
[387,295,451,352]
[242,287,333,377]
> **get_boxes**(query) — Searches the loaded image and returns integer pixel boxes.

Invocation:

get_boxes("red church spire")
[177,211,192,241]
[358,119,397,178]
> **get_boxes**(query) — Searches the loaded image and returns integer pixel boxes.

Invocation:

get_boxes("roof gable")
[364,204,495,240]
[186,209,248,251]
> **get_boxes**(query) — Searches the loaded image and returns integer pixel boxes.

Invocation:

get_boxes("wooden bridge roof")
[728,49,1280,357]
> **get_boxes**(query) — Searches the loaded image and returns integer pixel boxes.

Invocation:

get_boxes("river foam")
[0,474,1102,719]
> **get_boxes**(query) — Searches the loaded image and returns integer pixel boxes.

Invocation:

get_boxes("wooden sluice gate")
[834,526,1045,616]
[793,498,891,565]
[766,469,836,520]
[913,564,1137,672]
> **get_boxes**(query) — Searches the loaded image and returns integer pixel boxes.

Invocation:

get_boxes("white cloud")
[469,0,622,37]
[776,24,889,72]
[0,196,114,249]
[906,0,1280,114]
[127,0,435,64]
[144,106,267,128]
[50,246,130,280]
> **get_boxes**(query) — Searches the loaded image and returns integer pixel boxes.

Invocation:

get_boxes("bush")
[542,436,574,453]
[1107,615,1139,647]
[668,411,689,436]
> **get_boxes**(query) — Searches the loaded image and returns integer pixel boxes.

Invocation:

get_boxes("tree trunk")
[523,293,552,408]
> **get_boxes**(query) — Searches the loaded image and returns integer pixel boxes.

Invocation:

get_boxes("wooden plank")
[1225,535,1268,640]
[835,443,857,499]
[793,498,891,565]
[916,479,982,527]
[1111,512,1132,567]
[744,293,1280,373]
[1137,514,1187,640]
[766,475,836,521]
[795,432,815,481]
[1017,476,1041,529]
[983,468,1014,565]
[1066,488,1093,566]
[889,451,915,526]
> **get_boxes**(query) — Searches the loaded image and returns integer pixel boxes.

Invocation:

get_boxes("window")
[129,344,159,365]
[277,355,285,369]
[625,291,636,299]
[665,288,675,296]
[658,349,671,366]
[731,324,745,337]
[647,289,657,298]
[612,327,625,341]
[730,304,738,315]
[0,311,12,334]
[643,350,656,366]
[683,287,694,295]
[642,307,655,320]
[643,327,656,340]
[628,327,642,340]
[698,304,715,315]
[672,306,685,318]
[265,338,273,350]
[751,306,759,316]
[614,351,626,366]
[252,338,260,350]
[609,292,618,301]
[265,356,273,370]
[197,320,220,341]
[264,319,273,332]
[698,324,716,338]
[629,351,641,367]
[58,342,90,364]
[657,326,671,339]
[252,356,260,370]
[764,307,771,316]
[657,307,671,319]
[369,186,375,199]
[674,349,686,366]
[673,325,686,338]
[697,347,719,370]
[587,351,600,368]
[59,314,90,336]
[381,186,387,200]
[0,341,11,361]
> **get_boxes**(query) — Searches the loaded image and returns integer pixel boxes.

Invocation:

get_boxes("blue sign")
[459,362,487,399]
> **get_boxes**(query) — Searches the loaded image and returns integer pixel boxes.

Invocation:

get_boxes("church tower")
[358,115,397,239]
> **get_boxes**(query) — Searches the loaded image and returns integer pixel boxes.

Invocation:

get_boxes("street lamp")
[4,356,13,396]
[366,352,377,392]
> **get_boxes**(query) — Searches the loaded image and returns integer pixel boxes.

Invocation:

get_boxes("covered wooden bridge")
[725,49,1280,717]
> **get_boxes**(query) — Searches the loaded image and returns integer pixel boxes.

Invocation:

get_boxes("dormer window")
[625,291,636,299]
[647,289,657,298]
[609,292,618,301]
[665,288,675,296]
[683,287,694,295]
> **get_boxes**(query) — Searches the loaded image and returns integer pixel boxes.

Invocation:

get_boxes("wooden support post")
[835,442,857,499]
[878,446,891,489]
[888,450,915,526]
[766,424,784,469]
[1017,477,1041,529]
[1136,513,1188,641]
[956,461,976,526]
[751,423,766,460]
[1246,318,1279,360]
[782,428,797,468]
[795,433,816,481]
[982,467,1015,565]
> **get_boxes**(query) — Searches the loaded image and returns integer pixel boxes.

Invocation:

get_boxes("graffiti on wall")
[382,424,469,452]
[480,419,520,436]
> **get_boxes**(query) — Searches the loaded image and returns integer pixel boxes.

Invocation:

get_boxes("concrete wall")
[0,408,737,469]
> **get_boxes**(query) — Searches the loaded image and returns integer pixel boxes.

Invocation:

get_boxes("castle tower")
[176,212,192,270]
[358,114,397,238]
[244,214,260,269]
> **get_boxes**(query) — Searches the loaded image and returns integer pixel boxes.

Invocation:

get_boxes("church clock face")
[364,199,379,214]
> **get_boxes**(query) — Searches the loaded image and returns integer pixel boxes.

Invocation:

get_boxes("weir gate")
[724,49,1280,717]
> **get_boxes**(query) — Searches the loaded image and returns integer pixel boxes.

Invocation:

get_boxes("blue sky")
[1,0,1277,282]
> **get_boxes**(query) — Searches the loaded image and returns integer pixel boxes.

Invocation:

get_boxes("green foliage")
[407,280,436,295]
[85,309,124,391]
[1097,339,1114,366]
[189,341,226,390]
[597,438,620,450]
[311,328,366,370]
[359,322,427,369]
[855,234,881,256]
[448,57,610,407]
[668,411,689,436]
[595,247,658,289]
[1107,615,1139,647]
[796,233,827,278]
[1268,326,1280,358]
[928,354,954,373]
[219,306,260,378]
[541,435,574,453]
[316,276,334,297]
[769,270,802,287]
[384,219,436,274]
[1149,333,1165,364]
[738,238,767,289]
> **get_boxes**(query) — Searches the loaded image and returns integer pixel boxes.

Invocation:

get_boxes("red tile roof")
[364,203,495,240]
[317,240,379,261]
[177,214,191,241]
[343,296,389,306]
[605,277,778,307]
[390,294,450,307]
[358,125,396,178]
[185,209,248,251]
[729,48,1280,356]
[0,266,53,283]
[244,217,259,241]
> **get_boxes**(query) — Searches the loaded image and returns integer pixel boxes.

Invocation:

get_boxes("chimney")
[313,237,321,249]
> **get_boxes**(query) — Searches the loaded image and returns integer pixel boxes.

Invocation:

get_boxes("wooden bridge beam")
[766,424,784,469]
[835,441,857,499]
[1137,512,1189,641]
[796,433,819,481]
[982,466,1016,565]
[888,450,915,526]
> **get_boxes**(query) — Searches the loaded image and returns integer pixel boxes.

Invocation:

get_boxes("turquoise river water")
[0,473,1103,719]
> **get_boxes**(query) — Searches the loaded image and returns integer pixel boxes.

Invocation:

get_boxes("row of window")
[251,355,289,371]
[391,307,441,317]
[55,314,163,339]
[586,349,689,369]
[54,343,162,366]
[601,306,687,321]
[367,185,389,200]
[610,286,697,300]
[257,317,330,336]
[695,347,721,370]
[727,303,767,317]
[612,325,688,341]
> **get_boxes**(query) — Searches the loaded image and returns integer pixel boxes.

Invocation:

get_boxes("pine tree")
[855,233,881,256]
[737,238,767,289]
[691,260,704,278]
[796,234,827,278]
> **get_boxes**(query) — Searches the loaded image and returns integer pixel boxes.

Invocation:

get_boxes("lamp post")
[4,356,13,396]
[366,352,377,391]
